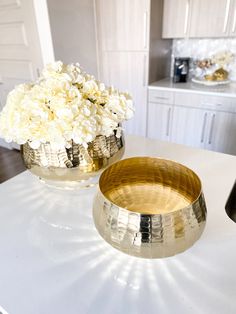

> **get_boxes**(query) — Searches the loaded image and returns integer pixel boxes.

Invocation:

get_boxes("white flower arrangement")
[211,50,234,68]
[0,61,134,149]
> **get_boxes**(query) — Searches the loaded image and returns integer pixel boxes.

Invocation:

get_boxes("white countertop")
[0,135,236,314]
[149,78,236,98]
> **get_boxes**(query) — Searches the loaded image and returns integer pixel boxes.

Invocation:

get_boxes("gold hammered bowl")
[21,132,125,189]
[93,157,207,258]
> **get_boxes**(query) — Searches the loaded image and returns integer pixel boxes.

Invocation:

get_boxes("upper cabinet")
[229,0,236,36]
[162,0,236,38]
[95,0,150,51]
[100,51,149,136]
[162,0,190,38]
[95,0,171,137]
[189,0,231,38]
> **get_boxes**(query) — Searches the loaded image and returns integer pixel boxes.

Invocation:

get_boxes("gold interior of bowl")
[99,157,202,215]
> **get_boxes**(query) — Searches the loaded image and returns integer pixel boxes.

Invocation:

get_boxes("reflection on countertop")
[149,78,236,98]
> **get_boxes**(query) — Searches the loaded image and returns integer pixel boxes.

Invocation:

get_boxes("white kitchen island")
[0,135,236,314]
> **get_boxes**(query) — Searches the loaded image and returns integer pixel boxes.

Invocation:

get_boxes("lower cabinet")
[171,106,236,155]
[206,111,236,155]
[147,90,236,155]
[171,105,206,149]
[147,102,173,141]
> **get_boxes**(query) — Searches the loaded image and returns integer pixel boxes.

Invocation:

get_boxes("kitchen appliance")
[173,57,190,83]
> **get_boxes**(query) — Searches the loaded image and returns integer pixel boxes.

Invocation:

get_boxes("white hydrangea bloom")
[0,61,134,149]
[211,51,234,67]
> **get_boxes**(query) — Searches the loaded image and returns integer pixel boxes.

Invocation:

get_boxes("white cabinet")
[162,0,236,38]
[172,92,236,154]
[147,88,236,155]
[149,88,174,104]
[189,0,231,38]
[147,102,173,141]
[174,91,236,151]
[171,106,207,149]
[229,0,236,36]
[206,111,236,155]
[95,0,150,51]
[147,89,174,141]
[95,0,171,136]
[172,107,236,155]
[100,51,148,136]
[95,0,153,137]
[162,0,190,38]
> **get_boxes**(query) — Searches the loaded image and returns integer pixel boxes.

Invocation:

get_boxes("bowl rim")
[98,156,204,216]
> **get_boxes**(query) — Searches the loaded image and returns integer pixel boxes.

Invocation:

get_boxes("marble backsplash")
[171,38,236,81]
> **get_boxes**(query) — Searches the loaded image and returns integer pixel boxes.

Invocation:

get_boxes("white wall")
[47,0,98,77]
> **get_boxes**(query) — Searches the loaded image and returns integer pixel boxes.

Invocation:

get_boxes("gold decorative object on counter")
[93,157,207,258]
[204,68,229,81]
[21,131,125,189]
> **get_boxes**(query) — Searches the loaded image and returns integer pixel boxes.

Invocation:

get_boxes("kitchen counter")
[149,78,236,98]
[0,135,236,314]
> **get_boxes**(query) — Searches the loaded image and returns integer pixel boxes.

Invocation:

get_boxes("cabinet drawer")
[148,89,174,104]
[200,95,235,113]
[175,92,235,113]
[174,92,200,107]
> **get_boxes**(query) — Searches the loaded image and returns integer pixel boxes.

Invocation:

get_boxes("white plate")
[192,77,230,86]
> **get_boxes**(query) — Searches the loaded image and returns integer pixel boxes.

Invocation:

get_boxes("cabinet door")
[147,102,173,141]
[206,111,236,155]
[171,106,208,149]
[189,0,231,37]
[162,0,190,38]
[100,51,148,136]
[95,0,150,51]
[229,0,236,36]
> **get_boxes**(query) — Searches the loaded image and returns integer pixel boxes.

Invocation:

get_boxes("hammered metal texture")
[93,157,207,258]
[21,132,125,183]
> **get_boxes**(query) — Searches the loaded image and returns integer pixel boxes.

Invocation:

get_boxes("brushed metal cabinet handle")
[36,68,40,78]
[201,113,207,143]
[184,0,190,34]
[154,96,169,100]
[208,114,216,145]
[166,107,171,137]
[202,102,223,107]
[223,0,231,33]
[143,11,148,49]
[143,54,147,86]
[232,4,236,33]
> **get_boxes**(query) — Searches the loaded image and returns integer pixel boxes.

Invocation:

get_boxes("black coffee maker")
[173,57,190,83]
